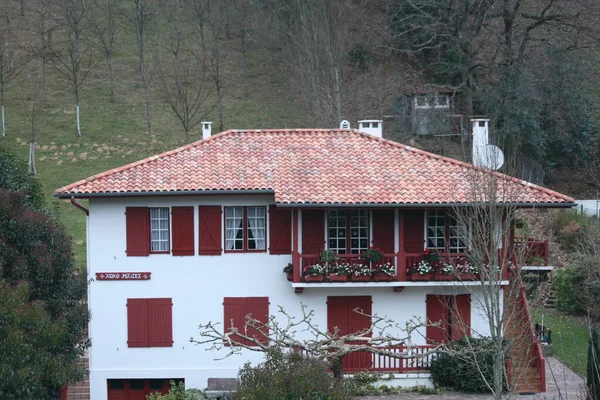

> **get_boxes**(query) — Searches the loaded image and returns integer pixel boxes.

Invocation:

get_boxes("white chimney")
[202,121,212,140]
[471,119,489,167]
[357,119,383,138]
[340,120,350,129]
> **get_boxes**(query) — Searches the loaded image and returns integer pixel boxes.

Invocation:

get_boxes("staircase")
[62,358,90,400]
[504,278,546,394]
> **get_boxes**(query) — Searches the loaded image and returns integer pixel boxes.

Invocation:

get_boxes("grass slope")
[532,307,589,377]
[0,5,307,268]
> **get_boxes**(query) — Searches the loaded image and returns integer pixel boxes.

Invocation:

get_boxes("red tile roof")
[55,129,574,205]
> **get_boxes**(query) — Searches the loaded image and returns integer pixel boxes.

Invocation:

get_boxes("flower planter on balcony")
[328,274,349,282]
[409,273,433,281]
[457,273,478,281]
[351,275,372,282]
[435,274,454,281]
[287,273,293,281]
[304,275,325,283]
[373,274,395,282]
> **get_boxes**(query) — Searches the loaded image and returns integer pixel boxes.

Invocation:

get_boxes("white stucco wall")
[86,195,501,400]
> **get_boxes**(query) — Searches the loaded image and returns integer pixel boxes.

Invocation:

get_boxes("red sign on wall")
[95,272,151,281]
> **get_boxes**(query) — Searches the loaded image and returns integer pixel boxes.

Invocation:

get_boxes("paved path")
[359,357,586,400]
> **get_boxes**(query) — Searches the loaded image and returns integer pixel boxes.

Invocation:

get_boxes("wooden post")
[397,211,406,281]
[292,210,301,283]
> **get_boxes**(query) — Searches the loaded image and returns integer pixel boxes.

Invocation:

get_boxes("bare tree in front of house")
[89,0,117,103]
[120,0,154,134]
[192,303,438,385]
[20,78,42,175]
[442,150,546,398]
[51,0,91,137]
[158,0,211,143]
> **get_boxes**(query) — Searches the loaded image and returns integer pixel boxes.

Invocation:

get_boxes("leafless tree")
[51,0,91,137]
[120,0,154,134]
[192,303,438,383]
[441,147,546,398]
[205,1,227,132]
[158,0,211,143]
[30,0,54,102]
[3,1,14,71]
[89,0,117,103]
[0,32,24,139]
[20,78,42,175]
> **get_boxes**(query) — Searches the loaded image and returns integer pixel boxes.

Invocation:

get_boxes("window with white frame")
[225,206,266,251]
[150,207,170,252]
[427,209,446,251]
[426,210,468,253]
[327,210,369,254]
[414,95,450,109]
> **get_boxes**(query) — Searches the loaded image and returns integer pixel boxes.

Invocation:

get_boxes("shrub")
[147,381,206,400]
[234,347,341,400]
[430,337,507,393]
[552,210,592,253]
[553,265,585,314]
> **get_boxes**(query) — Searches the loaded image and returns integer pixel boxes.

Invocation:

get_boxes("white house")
[55,125,574,400]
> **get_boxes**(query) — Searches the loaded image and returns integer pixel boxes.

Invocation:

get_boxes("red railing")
[514,236,549,266]
[295,345,438,373]
[514,257,546,392]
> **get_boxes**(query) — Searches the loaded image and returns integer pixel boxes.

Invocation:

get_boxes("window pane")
[129,380,144,390]
[109,380,125,390]
[150,207,169,252]
[149,380,164,390]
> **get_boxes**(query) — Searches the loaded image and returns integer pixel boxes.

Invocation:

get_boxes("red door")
[327,296,372,372]
[108,379,176,400]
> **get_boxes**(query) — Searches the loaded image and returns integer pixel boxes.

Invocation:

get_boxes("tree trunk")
[216,82,224,132]
[76,104,81,137]
[240,32,247,76]
[20,0,25,16]
[28,141,36,175]
[107,55,115,103]
[4,4,13,70]
[1,104,5,139]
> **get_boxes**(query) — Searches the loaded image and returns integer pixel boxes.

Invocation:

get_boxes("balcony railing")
[294,252,508,283]
[295,344,438,373]
[514,236,549,266]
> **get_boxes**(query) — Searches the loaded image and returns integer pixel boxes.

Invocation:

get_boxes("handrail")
[513,253,546,392]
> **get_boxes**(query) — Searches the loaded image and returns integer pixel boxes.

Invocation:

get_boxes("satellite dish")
[479,145,505,170]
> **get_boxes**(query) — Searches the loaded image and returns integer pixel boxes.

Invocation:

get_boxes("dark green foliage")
[588,326,600,400]
[234,347,340,400]
[430,337,507,393]
[0,190,89,397]
[0,147,45,210]
[553,266,585,314]
[347,44,374,72]
[0,281,72,400]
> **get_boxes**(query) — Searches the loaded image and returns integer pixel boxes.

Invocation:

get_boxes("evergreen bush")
[430,337,507,393]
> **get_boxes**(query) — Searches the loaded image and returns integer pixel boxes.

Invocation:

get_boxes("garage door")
[107,378,183,400]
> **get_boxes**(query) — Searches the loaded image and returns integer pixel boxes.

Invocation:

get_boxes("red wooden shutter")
[148,298,173,347]
[199,206,222,255]
[127,299,149,347]
[268,206,292,255]
[302,210,325,254]
[126,207,150,256]
[244,297,269,345]
[426,295,448,344]
[452,294,471,340]
[403,210,424,253]
[171,207,194,256]
[223,297,246,346]
[372,210,395,254]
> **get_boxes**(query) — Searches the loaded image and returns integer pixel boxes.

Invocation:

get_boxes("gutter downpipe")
[70,197,89,216]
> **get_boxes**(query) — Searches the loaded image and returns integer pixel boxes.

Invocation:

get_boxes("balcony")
[514,236,552,271]
[289,252,510,292]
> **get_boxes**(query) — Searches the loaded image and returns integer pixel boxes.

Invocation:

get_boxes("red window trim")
[149,207,171,254]
[223,206,267,253]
